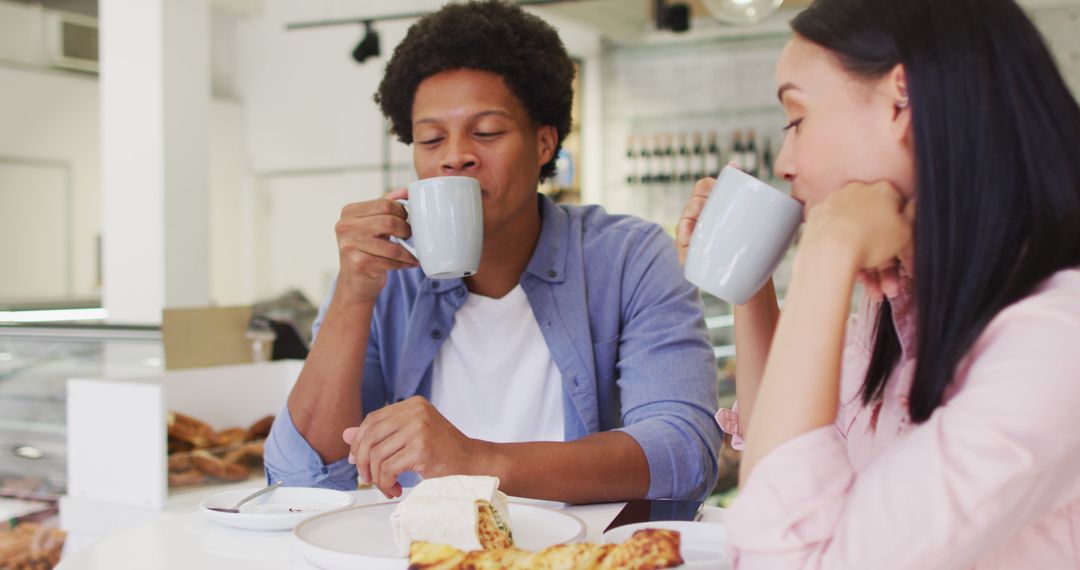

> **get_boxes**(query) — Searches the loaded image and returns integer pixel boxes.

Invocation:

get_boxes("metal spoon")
[206,481,283,513]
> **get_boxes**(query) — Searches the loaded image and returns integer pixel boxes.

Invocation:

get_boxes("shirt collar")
[523,194,568,284]
[886,275,917,359]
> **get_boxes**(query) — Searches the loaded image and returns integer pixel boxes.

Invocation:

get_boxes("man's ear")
[537,125,558,166]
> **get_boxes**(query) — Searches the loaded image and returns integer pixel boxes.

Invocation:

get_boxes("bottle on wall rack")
[640,135,653,185]
[660,133,669,182]
[692,132,705,181]
[762,136,775,181]
[677,133,692,183]
[706,131,723,178]
[729,130,745,172]
[625,135,637,185]
[745,129,760,179]
[652,134,664,185]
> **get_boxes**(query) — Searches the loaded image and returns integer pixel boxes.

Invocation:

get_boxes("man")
[265,0,722,503]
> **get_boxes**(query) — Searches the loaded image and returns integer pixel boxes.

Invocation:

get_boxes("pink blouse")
[718,269,1080,569]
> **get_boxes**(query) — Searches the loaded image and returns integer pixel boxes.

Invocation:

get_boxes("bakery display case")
[58,360,300,550]
[0,324,164,506]
[64,360,299,510]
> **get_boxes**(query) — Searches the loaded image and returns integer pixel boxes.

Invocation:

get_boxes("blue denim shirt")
[265,195,723,500]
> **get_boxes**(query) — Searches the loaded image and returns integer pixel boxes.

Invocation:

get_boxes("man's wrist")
[328,287,377,316]
[471,439,508,481]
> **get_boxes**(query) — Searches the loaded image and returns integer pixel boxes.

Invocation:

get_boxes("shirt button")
[455,289,465,298]
[548,270,558,278]
[430,329,442,340]
[431,282,440,290]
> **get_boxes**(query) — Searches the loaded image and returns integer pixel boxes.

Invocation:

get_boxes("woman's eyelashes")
[782,118,804,133]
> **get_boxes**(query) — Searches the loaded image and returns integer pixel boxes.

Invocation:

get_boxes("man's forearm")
[476,431,650,504]
[287,290,373,464]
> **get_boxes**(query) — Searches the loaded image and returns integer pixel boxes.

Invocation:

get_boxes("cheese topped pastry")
[408,528,684,570]
[390,475,513,556]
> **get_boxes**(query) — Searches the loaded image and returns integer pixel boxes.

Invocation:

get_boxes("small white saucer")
[200,486,356,531]
[603,520,730,570]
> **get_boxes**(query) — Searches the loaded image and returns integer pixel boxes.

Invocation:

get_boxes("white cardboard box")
[63,360,301,517]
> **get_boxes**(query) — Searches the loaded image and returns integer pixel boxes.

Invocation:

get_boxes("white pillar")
[100,0,210,325]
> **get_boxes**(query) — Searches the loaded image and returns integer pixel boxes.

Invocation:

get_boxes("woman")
[676,0,1080,567]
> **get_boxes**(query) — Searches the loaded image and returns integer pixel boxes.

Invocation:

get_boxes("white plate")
[200,487,356,531]
[293,501,587,570]
[603,520,730,570]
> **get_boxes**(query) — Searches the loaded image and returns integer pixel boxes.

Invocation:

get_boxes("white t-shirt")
[429,284,565,443]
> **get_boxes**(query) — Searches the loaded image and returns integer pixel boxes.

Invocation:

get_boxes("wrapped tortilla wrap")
[390,475,513,556]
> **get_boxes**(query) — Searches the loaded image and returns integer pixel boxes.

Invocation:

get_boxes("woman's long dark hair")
[792,0,1080,422]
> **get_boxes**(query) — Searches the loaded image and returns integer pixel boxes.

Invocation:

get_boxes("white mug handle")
[389,198,418,258]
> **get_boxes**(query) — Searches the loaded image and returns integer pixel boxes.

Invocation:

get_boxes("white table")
[56,489,725,569]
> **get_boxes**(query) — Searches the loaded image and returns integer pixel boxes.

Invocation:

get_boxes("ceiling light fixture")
[352,21,381,63]
[702,0,784,25]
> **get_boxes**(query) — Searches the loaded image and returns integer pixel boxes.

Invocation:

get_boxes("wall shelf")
[607,105,784,127]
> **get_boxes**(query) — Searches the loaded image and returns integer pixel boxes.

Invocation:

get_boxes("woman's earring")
[896,96,910,109]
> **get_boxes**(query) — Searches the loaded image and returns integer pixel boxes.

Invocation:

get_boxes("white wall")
[0,63,101,302]
[0,2,50,67]
[0,58,253,307]
[0,160,68,300]
[208,100,255,306]
[0,1,253,309]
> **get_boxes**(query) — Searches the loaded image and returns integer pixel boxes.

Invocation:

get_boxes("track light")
[655,0,691,33]
[352,21,381,63]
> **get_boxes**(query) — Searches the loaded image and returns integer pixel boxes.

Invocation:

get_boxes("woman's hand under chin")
[801,180,916,300]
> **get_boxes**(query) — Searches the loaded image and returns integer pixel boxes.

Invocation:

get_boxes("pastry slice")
[408,528,683,570]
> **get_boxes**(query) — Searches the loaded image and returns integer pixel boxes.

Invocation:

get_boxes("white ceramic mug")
[684,166,802,304]
[392,176,483,279]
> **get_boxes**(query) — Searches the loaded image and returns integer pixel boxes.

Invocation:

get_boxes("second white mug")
[684,166,802,304]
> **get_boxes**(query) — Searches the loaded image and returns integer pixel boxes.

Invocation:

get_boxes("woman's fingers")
[879,266,901,298]
[676,178,716,265]
[859,270,885,302]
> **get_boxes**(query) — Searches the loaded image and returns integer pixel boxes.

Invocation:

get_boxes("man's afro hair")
[375,0,575,182]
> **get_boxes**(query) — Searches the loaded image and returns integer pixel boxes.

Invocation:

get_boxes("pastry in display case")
[0,521,66,570]
[165,411,273,488]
